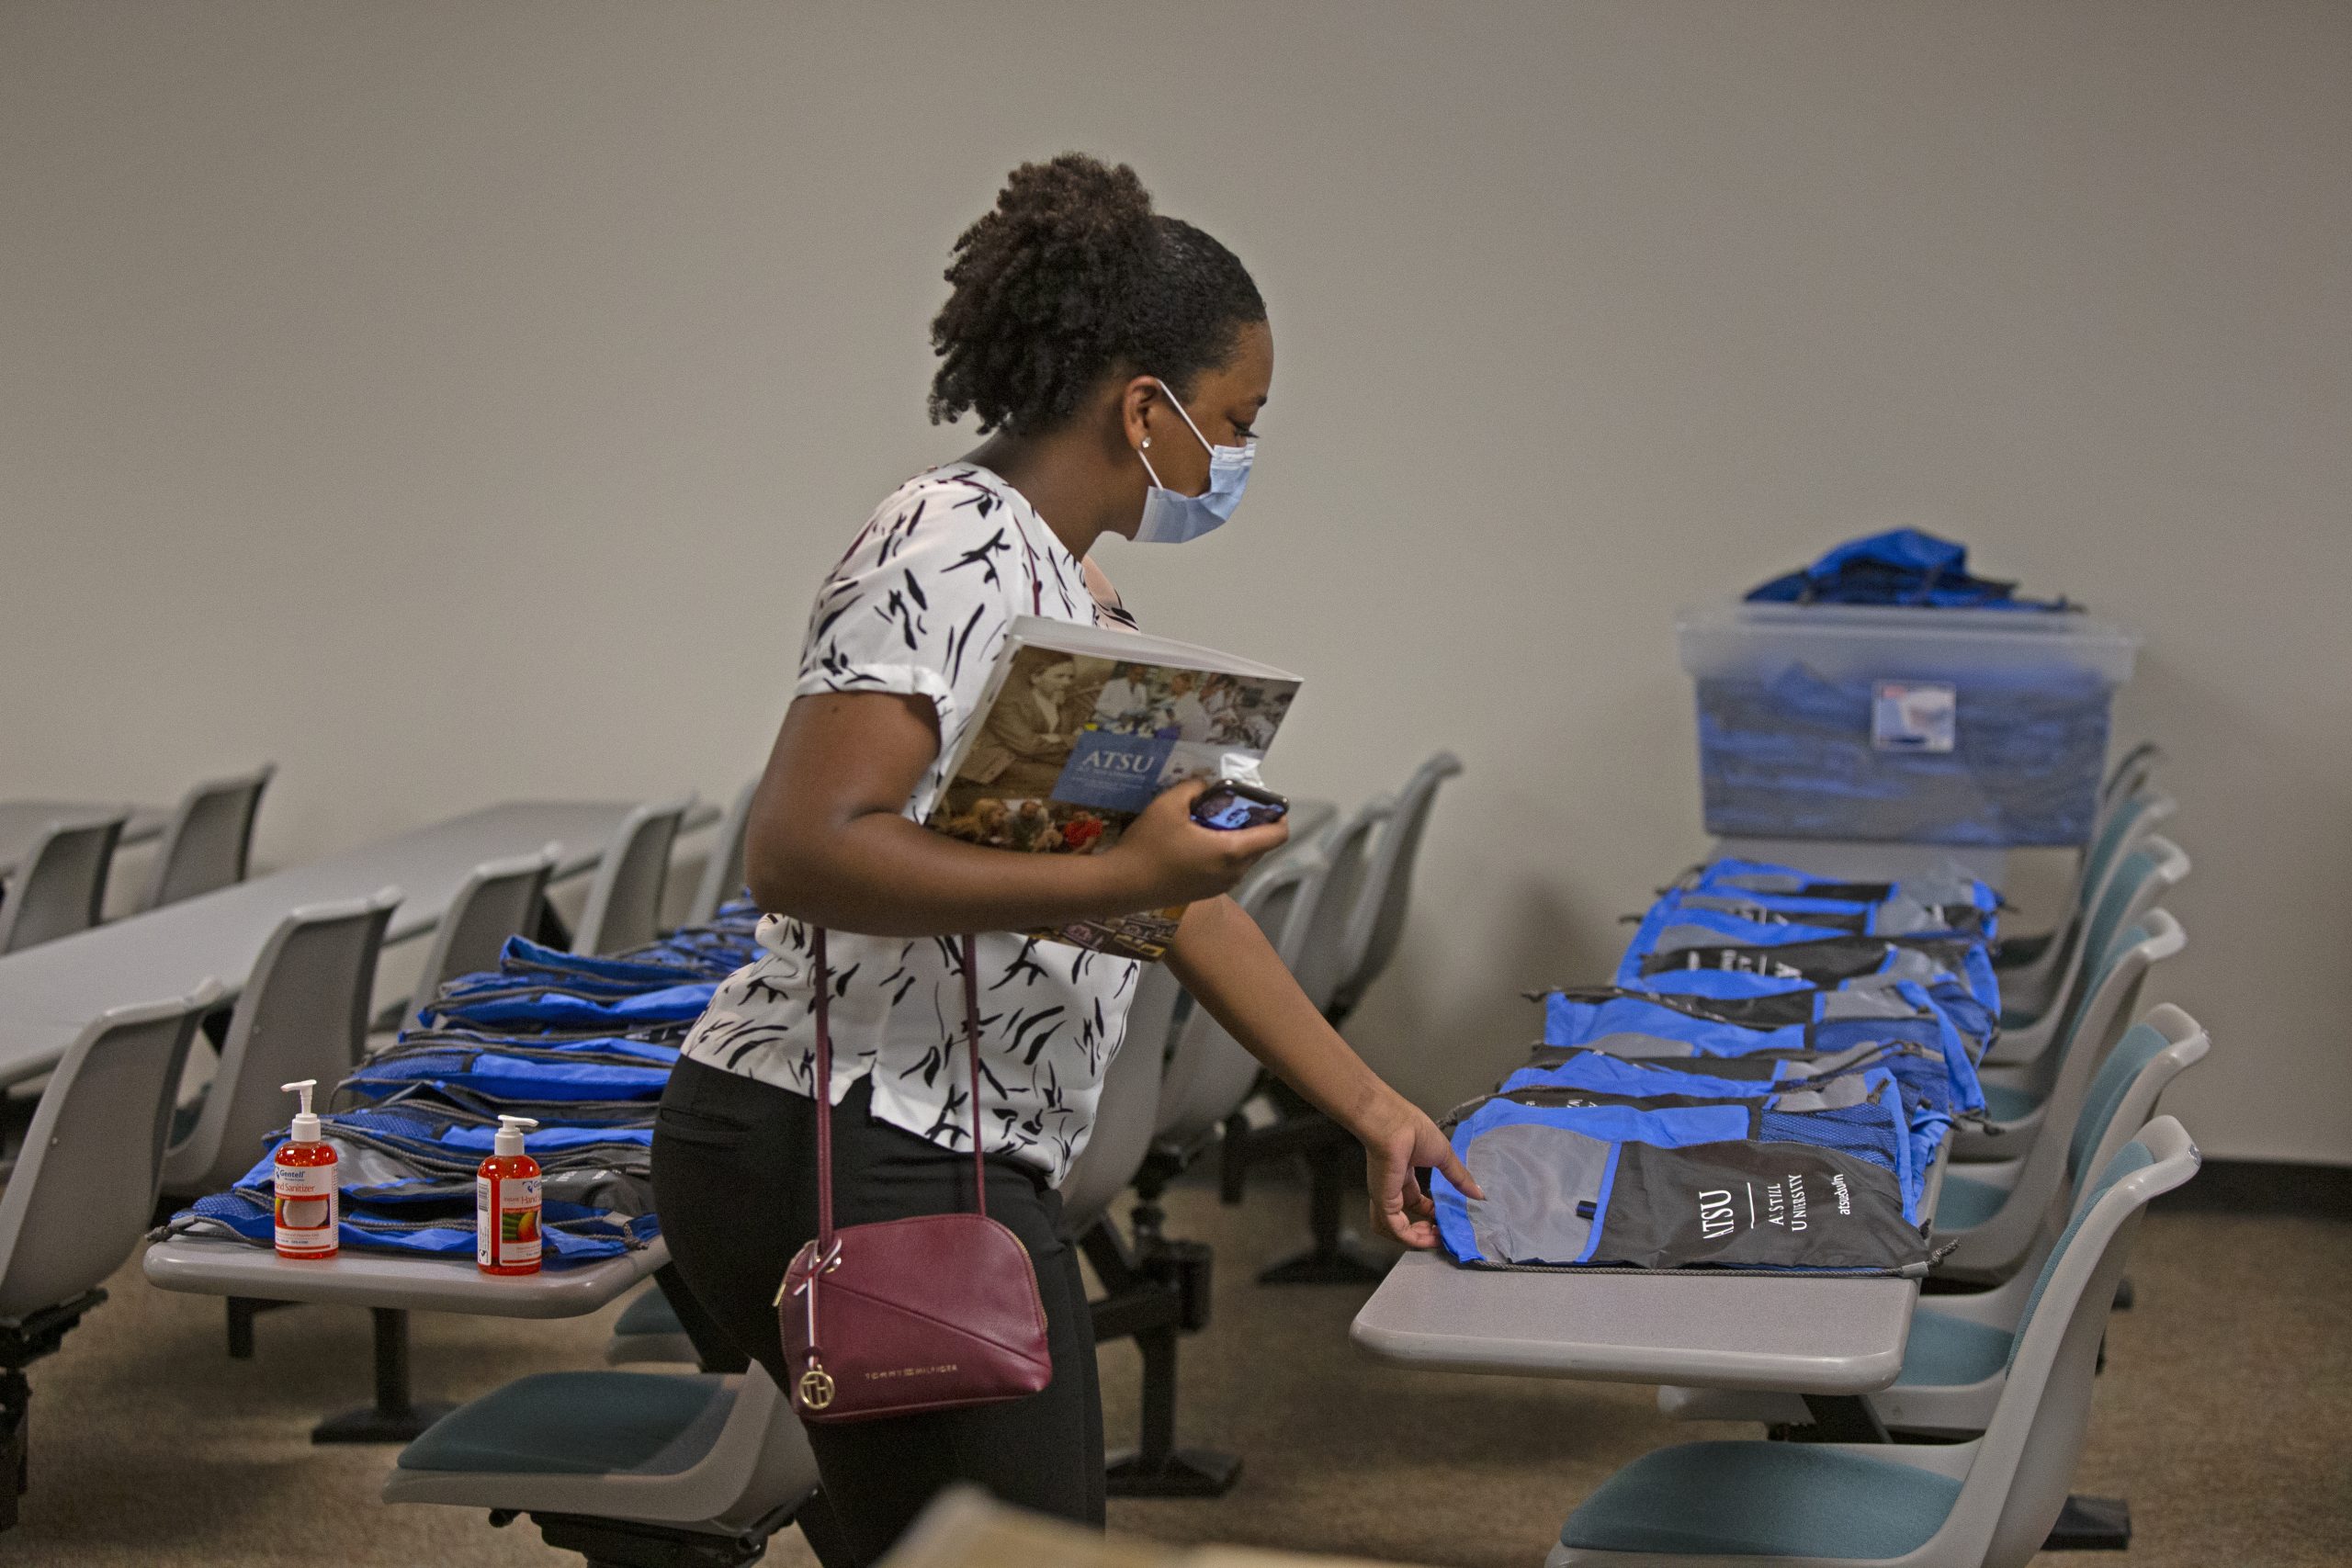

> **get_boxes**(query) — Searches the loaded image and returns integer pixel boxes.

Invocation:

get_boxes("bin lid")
[1678,601,2138,684]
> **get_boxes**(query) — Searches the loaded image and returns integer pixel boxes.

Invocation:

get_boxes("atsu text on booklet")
[926,615,1302,959]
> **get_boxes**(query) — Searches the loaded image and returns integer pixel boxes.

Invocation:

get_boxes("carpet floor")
[7,1174,2345,1567]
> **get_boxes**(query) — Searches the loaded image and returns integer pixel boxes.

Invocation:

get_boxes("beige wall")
[6,2,2346,1161]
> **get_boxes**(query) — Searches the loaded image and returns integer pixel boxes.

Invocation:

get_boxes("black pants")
[651,1056,1104,1565]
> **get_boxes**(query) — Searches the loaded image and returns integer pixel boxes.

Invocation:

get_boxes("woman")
[653,153,1476,1565]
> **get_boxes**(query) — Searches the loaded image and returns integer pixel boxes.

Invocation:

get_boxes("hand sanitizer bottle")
[273,1079,338,1259]
[477,1115,543,1276]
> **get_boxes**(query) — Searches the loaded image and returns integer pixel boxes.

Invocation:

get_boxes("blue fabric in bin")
[1697,662,2111,846]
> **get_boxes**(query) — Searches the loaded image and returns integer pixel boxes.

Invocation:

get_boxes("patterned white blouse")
[679,463,1145,1184]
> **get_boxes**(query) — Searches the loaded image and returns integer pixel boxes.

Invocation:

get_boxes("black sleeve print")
[681,466,1153,1188]
[796,474,1035,726]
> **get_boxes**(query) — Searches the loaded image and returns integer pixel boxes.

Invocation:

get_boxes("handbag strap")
[809,928,989,1253]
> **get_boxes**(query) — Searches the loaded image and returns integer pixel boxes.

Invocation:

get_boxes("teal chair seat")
[1894,1310,2011,1388]
[615,1287,685,1337]
[1559,1442,1962,1558]
[1978,1082,2039,1123]
[1932,1172,2008,1232]
[397,1371,734,1477]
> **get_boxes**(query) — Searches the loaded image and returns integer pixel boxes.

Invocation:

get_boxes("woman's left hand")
[1356,1094,1483,1249]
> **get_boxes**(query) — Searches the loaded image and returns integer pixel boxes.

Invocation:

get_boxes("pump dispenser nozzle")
[493,1115,538,1158]
[282,1079,322,1144]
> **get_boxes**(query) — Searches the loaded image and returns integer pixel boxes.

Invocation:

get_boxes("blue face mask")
[1134,378,1253,545]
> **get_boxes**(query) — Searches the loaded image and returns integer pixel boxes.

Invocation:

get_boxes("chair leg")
[1217,1109,1252,1204]
[1083,1220,1238,1498]
[1257,1124,1390,1286]
[309,1308,455,1443]
[2042,1495,2132,1551]
[0,1368,28,1529]
[224,1296,297,1359]
[224,1297,291,1363]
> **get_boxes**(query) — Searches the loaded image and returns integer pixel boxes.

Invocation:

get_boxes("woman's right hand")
[1098,778,1290,909]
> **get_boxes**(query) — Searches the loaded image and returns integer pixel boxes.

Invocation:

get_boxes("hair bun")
[930,154,1262,434]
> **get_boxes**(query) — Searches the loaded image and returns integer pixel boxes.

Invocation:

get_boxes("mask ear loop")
[1149,377,1219,455]
[1134,377,1212,495]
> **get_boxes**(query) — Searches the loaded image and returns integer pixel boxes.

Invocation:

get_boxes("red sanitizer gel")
[477,1115,543,1276]
[273,1078,338,1259]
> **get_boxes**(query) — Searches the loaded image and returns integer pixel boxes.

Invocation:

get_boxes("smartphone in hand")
[1190,779,1290,832]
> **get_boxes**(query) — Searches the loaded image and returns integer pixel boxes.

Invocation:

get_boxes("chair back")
[1152,847,1329,1154]
[1934,910,2185,1261]
[0,982,224,1319]
[1929,1117,2199,1568]
[698,1364,821,1533]
[2097,741,2165,810]
[162,887,401,1197]
[572,795,694,955]
[688,779,760,926]
[1290,802,1389,1015]
[2065,1003,2208,1204]
[413,849,557,1011]
[1329,751,1463,1021]
[140,764,275,911]
[1057,963,1180,1235]
[0,813,128,953]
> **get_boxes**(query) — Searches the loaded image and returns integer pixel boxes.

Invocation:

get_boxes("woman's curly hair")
[929,153,1264,434]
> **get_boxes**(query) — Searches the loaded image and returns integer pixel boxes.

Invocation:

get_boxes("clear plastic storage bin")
[1677,603,2139,846]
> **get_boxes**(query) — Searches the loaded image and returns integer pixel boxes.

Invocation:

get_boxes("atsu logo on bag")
[1682,948,1804,979]
[1697,1190,1736,1240]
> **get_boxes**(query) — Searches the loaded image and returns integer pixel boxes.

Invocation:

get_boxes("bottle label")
[275,1165,338,1256]
[478,1174,543,1268]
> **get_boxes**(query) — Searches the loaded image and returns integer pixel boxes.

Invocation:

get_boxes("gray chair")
[160,887,401,1201]
[1059,963,1241,1495]
[1286,800,1392,1015]
[383,1363,818,1568]
[2098,740,2164,812]
[1548,1117,2200,1568]
[1328,750,1463,1024]
[1233,794,1437,1283]
[375,848,556,1032]
[0,982,222,1526]
[1659,1003,2208,1435]
[571,794,695,956]
[686,779,760,927]
[1964,837,2189,1141]
[602,1283,701,1369]
[1939,909,2187,1266]
[0,813,128,954]
[136,764,275,912]
[1153,847,1330,1172]
[1991,790,2172,1029]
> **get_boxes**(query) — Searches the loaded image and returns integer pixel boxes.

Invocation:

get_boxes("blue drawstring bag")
[1431,1088,1929,1273]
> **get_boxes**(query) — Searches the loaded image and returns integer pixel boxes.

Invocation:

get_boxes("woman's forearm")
[767,809,1150,937]
[742,691,1285,940]
[1162,893,1402,1140]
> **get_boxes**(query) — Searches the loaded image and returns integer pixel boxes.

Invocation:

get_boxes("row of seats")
[1550,746,2206,1566]
[0,784,751,1521]
[0,765,276,955]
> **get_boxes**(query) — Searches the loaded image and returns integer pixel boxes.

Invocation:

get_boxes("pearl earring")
[1141,437,1151,448]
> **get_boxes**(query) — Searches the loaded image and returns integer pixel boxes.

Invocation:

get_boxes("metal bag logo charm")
[798,1365,836,1411]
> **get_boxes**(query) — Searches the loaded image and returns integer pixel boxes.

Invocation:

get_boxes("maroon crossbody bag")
[776,930,1053,1422]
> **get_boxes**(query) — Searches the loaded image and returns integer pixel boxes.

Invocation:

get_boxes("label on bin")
[1871,682,1956,752]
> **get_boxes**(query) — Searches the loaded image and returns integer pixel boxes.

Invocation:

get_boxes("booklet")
[926,615,1303,960]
